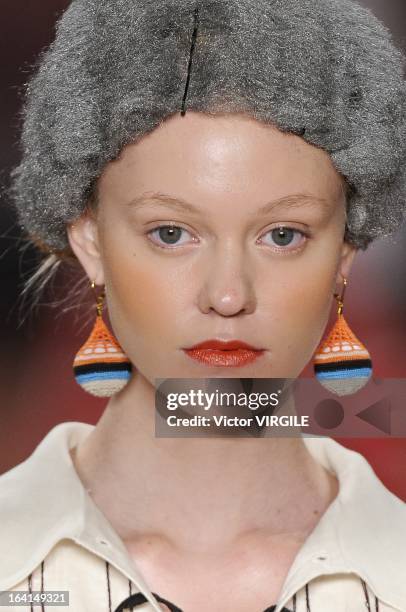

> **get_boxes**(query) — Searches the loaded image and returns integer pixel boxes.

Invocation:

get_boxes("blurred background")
[1,1,406,498]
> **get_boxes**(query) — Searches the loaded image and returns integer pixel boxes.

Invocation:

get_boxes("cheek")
[101,241,190,350]
[266,248,339,361]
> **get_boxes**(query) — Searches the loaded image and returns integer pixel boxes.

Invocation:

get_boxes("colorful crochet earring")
[313,278,373,396]
[73,281,133,397]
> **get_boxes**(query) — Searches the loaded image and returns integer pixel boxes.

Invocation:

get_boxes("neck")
[72,374,339,554]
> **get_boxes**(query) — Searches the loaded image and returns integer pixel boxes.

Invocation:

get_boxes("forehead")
[98,111,345,209]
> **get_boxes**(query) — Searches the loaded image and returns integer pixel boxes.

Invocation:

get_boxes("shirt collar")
[0,421,405,612]
[0,421,163,612]
[275,435,406,612]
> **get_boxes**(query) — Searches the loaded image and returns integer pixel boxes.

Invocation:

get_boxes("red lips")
[183,339,265,367]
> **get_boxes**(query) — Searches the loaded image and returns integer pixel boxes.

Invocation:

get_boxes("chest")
[124,537,299,612]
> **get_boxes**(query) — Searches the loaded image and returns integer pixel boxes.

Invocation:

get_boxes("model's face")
[68,112,356,381]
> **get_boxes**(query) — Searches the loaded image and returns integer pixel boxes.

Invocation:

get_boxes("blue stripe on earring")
[316,367,372,380]
[75,371,132,383]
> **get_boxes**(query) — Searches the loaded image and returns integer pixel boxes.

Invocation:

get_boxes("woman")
[1,0,406,610]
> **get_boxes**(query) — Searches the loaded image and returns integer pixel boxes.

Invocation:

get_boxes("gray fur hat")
[10,0,406,253]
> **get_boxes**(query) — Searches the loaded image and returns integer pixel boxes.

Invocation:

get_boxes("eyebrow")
[125,191,333,216]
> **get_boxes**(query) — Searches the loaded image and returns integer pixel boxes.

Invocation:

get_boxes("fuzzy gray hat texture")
[10,0,406,252]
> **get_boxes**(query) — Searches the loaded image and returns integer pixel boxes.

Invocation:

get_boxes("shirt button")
[99,538,111,546]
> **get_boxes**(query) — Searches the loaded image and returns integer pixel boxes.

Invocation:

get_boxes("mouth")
[183,339,266,367]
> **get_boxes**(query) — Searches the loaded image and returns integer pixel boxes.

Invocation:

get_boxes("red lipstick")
[183,339,266,367]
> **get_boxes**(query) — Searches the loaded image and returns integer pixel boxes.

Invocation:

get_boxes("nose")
[196,243,257,317]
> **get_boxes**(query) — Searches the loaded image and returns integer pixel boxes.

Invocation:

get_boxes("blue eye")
[147,224,307,251]
[148,225,193,247]
[261,226,307,250]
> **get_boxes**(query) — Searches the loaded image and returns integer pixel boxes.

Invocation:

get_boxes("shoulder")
[299,436,406,610]
[0,421,94,590]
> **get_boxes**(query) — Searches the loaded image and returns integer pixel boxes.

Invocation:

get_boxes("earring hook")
[90,280,106,317]
[334,277,348,316]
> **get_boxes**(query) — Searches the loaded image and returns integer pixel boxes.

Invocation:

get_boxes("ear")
[67,209,105,285]
[337,241,358,285]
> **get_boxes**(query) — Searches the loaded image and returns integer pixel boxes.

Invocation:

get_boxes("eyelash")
[146,223,310,253]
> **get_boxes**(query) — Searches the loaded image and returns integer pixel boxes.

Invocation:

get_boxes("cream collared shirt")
[0,421,405,612]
